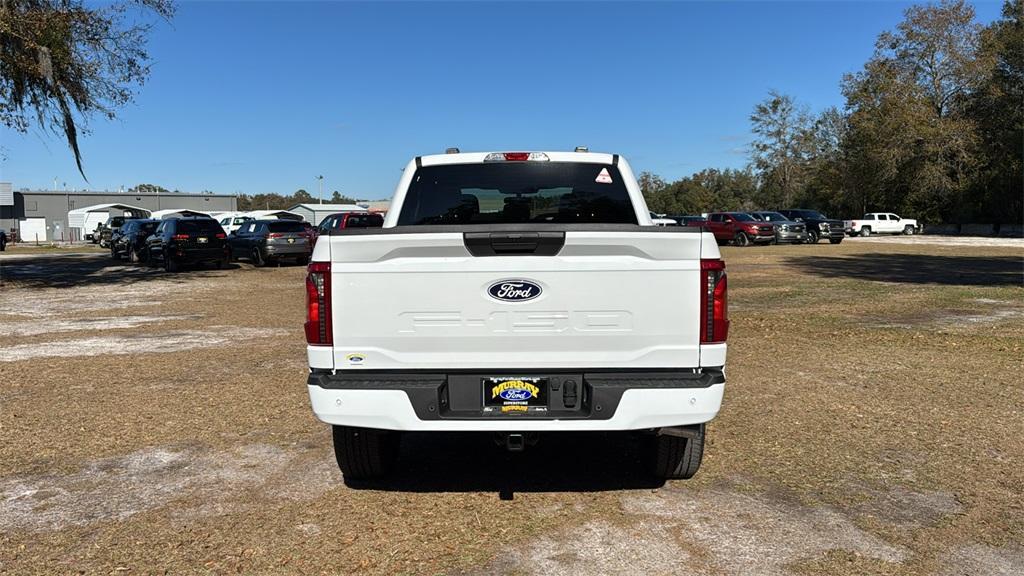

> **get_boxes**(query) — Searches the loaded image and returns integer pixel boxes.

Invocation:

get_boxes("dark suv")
[777,209,844,244]
[146,217,229,271]
[111,219,159,263]
[228,219,312,266]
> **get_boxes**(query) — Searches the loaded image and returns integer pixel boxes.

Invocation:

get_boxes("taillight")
[304,262,332,346]
[215,233,226,239]
[483,152,550,162]
[700,259,729,344]
[172,234,189,241]
[268,232,283,238]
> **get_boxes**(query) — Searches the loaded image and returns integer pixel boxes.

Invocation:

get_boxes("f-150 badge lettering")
[488,279,542,302]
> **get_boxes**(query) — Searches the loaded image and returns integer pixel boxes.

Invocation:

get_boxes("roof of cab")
[417,151,617,167]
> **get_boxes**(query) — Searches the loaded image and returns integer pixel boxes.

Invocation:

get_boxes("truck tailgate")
[323,229,705,370]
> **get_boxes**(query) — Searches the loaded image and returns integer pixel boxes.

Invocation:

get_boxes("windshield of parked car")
[732,213,756,222]
[758,212,788,222]
[398,162,638,225]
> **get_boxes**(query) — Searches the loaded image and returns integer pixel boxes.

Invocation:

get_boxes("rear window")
[397,162,638,225]
[175,220,222,234]
[343,214,384,228]
[267,221,306,232]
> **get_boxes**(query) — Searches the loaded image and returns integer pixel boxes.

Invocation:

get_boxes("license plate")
[482,377,548,414]
[197,237,208,244]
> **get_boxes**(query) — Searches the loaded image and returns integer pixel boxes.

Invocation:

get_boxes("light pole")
[317,175,324,204]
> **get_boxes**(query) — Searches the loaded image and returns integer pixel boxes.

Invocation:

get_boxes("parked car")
[316,211,385,236]
[649,211,678,226]
[749,211,808,244]
[776,209,845,244]
[111,219,159,263]
[146,217,229,272]
[228,219,311,266]
[97,216,128,248]
[216,213,254,235]
[0,228,7,251]
[672,215,707,227]
[704,212,775,246]
[306,149,727,481]
[844,213,919,236]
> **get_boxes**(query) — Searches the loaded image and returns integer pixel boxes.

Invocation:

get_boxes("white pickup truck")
[305,150,728,481]
[844,213,919,236]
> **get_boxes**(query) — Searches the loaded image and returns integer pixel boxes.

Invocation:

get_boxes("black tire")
[829,238,843,244]
[164,256,179,273]
[860,227,871,237]
[652,425,705,480]
[734,232,750,247]
[296,256,309,266]
[127,247,138,263]
[903,225,915,235]
[110,246,119,260]
[807,230,820,244]
[251,247,265,267]
[216,257,228,269]
[332,425,399,481]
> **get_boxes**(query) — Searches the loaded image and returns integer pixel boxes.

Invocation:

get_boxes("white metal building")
[67,203,151,239]
[288,203,365,226]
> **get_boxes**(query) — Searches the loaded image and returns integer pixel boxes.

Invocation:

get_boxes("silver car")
[749,211,807,244]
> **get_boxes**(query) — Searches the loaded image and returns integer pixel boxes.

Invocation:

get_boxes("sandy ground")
[0,242,1022,575]
[843,234,1024,248]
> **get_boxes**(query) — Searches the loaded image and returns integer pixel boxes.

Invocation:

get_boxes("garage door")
[20,217,47,242]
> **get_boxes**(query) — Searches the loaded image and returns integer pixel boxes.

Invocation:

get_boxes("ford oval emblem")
[487,279,542,302]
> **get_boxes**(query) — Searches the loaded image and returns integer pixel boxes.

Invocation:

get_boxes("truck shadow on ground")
[786,253,1023,286]
[348,431,664,495]
[0,252,251,289]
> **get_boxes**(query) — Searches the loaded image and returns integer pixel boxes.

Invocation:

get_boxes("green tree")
[841,0,986,222]
[130,183,169,194]
[749,91,814,208]
[293,189,313,203]
[968,0,1023,223]
[330,190,357,204]
[0,0,174,177]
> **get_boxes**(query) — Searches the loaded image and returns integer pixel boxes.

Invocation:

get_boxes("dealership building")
[0,184,237,242]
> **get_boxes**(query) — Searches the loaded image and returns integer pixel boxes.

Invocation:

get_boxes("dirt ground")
[0,240,1022,575]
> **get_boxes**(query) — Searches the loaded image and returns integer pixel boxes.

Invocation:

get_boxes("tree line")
[643,0,1022,224]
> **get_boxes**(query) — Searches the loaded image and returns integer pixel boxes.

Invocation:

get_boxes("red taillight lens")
[304,262,332,346]
[215,233,226,239]
[172,234,189,241]
[700,259,729,344]
[268,232,283,238]
[502,152,530,161]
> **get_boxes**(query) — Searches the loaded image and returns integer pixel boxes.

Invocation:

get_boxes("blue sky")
[0,1,1004,200]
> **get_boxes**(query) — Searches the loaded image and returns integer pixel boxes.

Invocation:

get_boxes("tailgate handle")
[463,232,565,257]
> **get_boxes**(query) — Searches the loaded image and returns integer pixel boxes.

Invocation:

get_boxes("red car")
[704,212,776,246]
[314,212,384,245]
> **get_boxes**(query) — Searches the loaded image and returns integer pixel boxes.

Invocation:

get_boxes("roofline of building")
[17,190,238,198]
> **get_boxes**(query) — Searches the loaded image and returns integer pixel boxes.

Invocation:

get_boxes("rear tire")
[332,425,399,481]
[903,225,915,235]
[164,256,179,273]
[251,247,265,267]
[860,227,871,237]
[652,425,705,480]
[734,232,750,247]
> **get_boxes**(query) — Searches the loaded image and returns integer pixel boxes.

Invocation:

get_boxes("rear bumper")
[307,368,725,431]
[266,244,311,256]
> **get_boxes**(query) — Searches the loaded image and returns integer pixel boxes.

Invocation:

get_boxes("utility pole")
[317,175,324,204]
